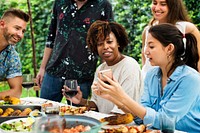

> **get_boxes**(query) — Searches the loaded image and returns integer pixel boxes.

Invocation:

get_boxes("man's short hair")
[1,8,30,22]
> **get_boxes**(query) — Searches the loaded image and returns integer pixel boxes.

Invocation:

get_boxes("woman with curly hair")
[63,20,143,114]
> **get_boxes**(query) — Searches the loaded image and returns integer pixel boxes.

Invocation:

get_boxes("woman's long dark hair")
[149,23,199,76]
[150,0,191,25]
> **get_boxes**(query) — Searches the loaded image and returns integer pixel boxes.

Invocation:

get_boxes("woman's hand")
[92,80,111,100]
[95,75,144,116]
[93,75,126,103]
[62,86,82,104]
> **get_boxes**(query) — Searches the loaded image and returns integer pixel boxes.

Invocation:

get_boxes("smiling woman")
[141,0,200,78]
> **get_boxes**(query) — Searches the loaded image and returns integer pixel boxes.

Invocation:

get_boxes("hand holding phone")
[98,69,113,84]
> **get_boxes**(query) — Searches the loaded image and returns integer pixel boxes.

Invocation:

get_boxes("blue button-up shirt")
[141,65,200,132]
[0,45,22,81]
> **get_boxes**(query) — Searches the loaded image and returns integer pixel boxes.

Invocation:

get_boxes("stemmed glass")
[64,79,78,106]
[22,74,34,97]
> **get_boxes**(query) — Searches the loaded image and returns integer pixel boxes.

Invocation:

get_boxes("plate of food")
[59,105,87,115]
[0,96,24,105]
[0,105,41,123]
[98,113,156,133]
[0,117,35,133]
[100,113,134,126]
[101,124,150,133]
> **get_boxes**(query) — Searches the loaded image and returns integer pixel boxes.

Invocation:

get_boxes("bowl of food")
[0,117,35,133]
[32,115,102,133]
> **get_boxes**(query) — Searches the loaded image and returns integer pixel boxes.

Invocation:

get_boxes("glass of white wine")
[22,74,34,97]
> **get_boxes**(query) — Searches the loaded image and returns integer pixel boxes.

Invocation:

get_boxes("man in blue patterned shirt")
[36,0,114,102]
[0,9,29,99]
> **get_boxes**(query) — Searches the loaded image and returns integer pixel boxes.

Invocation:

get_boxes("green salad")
[0,117,35,132]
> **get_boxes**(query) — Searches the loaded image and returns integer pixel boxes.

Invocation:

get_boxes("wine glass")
[22,74,34,97]
[64,79,78,106]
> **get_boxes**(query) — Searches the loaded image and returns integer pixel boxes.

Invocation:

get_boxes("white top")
[141,21,187,79]
[90,55,144,114]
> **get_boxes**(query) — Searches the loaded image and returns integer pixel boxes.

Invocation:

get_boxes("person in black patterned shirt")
[36,0,114,102]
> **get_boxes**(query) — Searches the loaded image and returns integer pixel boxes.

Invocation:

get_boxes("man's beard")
[3,27,20,45]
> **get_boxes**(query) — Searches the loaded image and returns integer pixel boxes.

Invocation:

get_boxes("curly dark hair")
[87,20,129,55]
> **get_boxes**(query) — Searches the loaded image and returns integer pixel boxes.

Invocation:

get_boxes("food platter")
[59,105,87,115]
[83,111,148,133]
[32,115,102,133]
[0,105,41,123]
[0,115,102,133]
[0,117,35,133]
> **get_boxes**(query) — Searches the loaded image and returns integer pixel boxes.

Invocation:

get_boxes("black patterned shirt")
[45,0,113,82]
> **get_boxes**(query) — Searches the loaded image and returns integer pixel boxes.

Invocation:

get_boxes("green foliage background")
[0,0,200,74]
[113,0,200,65]
[0,0,54,76]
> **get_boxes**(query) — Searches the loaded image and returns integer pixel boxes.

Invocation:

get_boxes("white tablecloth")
[20,97,65,106]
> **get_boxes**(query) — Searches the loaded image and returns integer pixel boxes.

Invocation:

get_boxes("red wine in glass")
[22,82,34,89]
[65,90,78,98]
[64,79,78,106]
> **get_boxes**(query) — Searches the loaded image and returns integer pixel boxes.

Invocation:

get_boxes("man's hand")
[36,68,45,87]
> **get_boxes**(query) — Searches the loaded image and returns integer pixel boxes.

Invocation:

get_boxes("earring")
[167,54,171,61]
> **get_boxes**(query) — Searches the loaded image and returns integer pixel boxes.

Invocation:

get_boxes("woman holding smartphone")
[62,20,143,114]
[95,24,200,132]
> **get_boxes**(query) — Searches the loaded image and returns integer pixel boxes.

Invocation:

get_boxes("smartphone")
[98,69,113,84]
